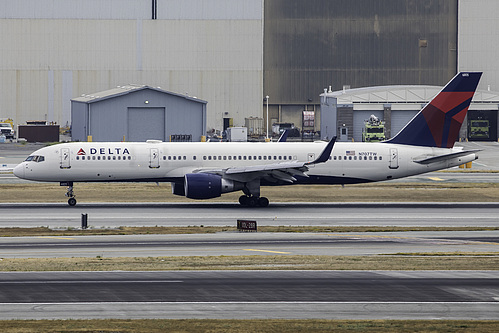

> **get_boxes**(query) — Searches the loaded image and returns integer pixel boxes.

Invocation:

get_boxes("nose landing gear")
[61,181,77,206]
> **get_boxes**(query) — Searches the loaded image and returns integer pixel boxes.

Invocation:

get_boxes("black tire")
[239,195,248,206]
[68,198,77,206]
[246,197,257,207]
[258,197,269,207]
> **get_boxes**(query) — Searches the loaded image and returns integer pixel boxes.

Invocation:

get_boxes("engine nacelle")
[184,173,243,199]
[171,181,185,196]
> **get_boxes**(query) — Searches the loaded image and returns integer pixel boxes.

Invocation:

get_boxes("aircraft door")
[149,148,160,168]
[389,148,399,169]
[60,148,71,169]
[307,153,315,168]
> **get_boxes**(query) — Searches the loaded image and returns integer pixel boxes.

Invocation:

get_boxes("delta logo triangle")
[77,148,86,155]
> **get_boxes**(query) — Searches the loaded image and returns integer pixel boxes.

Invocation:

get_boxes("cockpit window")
[25,155,45,162]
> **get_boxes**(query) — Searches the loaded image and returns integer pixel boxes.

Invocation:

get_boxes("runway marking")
[0,301,497,305]
[243,249,291,254]
[428,177,445,181]
[36,236,75,240]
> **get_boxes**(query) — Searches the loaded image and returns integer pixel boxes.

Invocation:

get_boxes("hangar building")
[71,86,206,142]
[1,0,499,139]
[320,85,499,142]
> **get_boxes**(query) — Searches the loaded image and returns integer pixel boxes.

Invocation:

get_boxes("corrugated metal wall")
[0,0,264,132]
[459,0,499,92]
[264,0,458,105]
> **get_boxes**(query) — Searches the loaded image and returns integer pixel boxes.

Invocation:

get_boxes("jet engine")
[184,173,243,199]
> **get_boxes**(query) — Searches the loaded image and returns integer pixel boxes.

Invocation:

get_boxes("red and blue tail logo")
[387,72,482,148]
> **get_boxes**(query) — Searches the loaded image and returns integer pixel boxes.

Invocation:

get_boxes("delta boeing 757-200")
[14,72,482,207]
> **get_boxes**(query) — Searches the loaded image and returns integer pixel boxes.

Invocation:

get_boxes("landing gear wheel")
[239,195,248,206]
[246,196,257,207]
[258,197,269,207]
[68,197,77,206]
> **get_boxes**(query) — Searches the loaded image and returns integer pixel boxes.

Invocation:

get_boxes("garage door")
[128,107,166,142]
[391,110,418,138]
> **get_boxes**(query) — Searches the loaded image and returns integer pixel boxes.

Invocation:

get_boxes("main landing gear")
[238,195,269,207]
[61,182,77,206]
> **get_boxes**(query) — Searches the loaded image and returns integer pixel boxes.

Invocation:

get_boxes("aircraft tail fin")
[386,72,482,148]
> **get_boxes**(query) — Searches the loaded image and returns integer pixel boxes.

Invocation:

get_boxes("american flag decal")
[346,150,355,156]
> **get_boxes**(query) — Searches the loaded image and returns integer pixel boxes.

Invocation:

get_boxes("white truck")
[0,123,15,139]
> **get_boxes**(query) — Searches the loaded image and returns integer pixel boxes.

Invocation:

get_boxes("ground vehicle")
[362,115,385,142]
[469,119,489,139]
[0,122,15,139]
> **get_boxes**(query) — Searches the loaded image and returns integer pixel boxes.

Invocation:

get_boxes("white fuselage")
[14,141,476,185]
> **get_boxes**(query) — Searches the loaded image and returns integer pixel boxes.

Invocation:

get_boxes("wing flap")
[192,137,336,184]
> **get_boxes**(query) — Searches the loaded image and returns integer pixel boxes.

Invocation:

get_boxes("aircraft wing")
[413,149,480,165]
[193,137,336,183]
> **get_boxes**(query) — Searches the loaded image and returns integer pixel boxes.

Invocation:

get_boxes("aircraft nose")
[13,163,25,179]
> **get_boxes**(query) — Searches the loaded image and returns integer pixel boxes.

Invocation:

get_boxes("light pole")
[266,95,269,140]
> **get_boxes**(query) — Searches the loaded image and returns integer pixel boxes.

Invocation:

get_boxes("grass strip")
[0,319,498,333]
[1,226,499,237]
[1,255,498,271]
[2,182,499,203]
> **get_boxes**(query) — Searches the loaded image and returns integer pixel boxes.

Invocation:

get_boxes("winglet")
[306,136,336,165]
[277,129,289,142]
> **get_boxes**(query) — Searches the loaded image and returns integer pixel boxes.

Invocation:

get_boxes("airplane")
[14,72,482,207]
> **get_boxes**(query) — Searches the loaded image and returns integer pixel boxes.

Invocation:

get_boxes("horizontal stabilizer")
[413,149,480,165]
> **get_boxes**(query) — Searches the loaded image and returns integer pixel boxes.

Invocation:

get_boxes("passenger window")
[76,156,79,160]
[379,156,383,160]
[249,156,252,160]
[193,156,197,160]
[334,156,337,160]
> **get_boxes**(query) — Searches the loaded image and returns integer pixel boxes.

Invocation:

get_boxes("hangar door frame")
[127,107,166,142]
